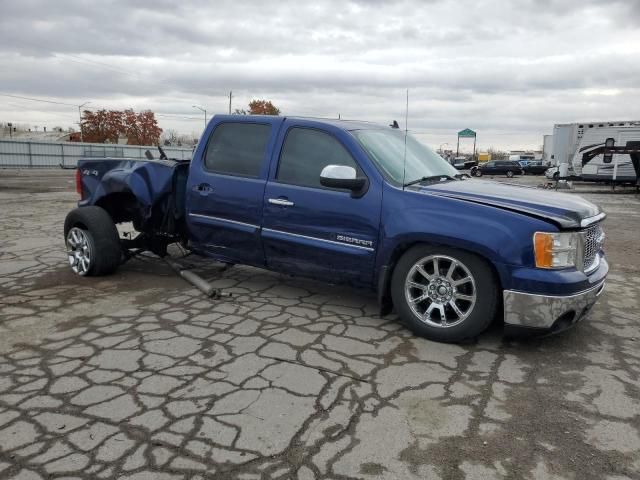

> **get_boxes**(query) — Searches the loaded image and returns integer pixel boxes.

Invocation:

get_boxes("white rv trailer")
[552,121,640,182]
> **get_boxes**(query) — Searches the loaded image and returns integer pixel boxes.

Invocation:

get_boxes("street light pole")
[192,105,207,130]
[78,101,91,143]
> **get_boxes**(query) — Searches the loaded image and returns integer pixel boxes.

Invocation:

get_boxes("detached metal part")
[163,258,220,298]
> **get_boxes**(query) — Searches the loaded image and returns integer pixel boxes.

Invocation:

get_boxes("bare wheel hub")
[429,277,454,302]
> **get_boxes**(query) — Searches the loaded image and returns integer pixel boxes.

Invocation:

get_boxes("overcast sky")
[1,0,639,150]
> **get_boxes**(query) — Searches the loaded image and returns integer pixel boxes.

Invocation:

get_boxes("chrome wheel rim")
[404,254,476,328]
[66,227,92,276]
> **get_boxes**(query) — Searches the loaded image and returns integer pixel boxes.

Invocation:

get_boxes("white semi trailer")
[542,135,553,164]
[551,121,640,183]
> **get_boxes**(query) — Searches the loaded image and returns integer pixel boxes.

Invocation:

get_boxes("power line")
[2,97,205,121]
[0,93,77,107]
[51,52,229,101]
[155,113,203,121]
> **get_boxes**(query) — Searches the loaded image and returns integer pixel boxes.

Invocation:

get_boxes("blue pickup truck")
[64,115,607,342]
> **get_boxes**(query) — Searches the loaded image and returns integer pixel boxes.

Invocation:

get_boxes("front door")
[485,161,497,174]
[186,118,283,266]
[261,123,382,287]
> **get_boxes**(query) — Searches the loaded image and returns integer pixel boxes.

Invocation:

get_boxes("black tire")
[506,170,514,178]
[390,245,498,343]
[475,169,483,177]
[64,206,121,276]
[553,171,559,180]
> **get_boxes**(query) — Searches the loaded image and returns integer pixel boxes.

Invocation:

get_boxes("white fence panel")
[0,139,192,168]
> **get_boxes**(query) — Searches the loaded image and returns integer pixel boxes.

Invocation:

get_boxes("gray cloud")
[1,0,639,149]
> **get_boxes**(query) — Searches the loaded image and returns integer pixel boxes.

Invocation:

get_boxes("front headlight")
[534,232,579,269]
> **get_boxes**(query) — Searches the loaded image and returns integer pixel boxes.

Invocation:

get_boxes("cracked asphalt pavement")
[1,169,639,479]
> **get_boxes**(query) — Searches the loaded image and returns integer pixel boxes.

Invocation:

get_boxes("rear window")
[204,123,271,177]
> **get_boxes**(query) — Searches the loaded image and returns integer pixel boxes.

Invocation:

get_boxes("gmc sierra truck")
[64,115,608,342]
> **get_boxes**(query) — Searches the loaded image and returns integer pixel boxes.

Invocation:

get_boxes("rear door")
[495,161,508,174]
[261,121,382,287]
[186,117,284,266]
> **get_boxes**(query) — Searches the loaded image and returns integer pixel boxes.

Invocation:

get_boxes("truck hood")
[418,179,601,229]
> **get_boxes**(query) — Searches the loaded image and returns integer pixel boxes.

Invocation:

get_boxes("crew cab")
[64,115,608,342]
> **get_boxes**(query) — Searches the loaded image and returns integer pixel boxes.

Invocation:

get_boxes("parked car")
[471,160,524,178]
[511,154,536,165]
[64,115,607,343]
[464,158,478,169]
[452,156,466,169]
[545,165,579,180]
[522,161,549,175]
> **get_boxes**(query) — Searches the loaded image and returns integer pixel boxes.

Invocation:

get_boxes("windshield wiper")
[403,175,457,187]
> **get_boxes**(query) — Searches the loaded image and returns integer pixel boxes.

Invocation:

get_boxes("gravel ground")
[0,169,639,480]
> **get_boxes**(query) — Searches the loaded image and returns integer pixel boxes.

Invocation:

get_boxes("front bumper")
[503,280,606,333]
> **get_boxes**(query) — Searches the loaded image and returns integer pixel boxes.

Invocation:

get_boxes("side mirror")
[320,165,368,196]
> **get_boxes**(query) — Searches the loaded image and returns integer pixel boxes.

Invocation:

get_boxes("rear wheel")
[553,171,559,180]
[391,245,498,342]
[475,169,483,177]
[506,170,514,178]
[64,206,122,276]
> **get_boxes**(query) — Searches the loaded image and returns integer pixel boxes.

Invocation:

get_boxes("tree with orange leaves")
[81,110,123,144]
[248,99,280,115]
[81,109,162,145]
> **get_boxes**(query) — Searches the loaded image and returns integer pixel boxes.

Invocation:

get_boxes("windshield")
[352,129,459,185]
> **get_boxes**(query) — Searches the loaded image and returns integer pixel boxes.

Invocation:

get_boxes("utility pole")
[78,101,91,143]
[192,105,207,130]
[228,91,232,114]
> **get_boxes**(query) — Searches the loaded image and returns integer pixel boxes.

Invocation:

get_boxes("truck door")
[186,117,284,266]
[261,122,382,287]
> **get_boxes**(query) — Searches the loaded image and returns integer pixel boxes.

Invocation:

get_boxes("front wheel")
[475,169,483,177]
[64,206,122,276]
[391,245,498,342]
[506,170,514,178]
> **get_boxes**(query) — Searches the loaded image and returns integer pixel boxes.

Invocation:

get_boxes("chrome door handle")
[268,198,294,207]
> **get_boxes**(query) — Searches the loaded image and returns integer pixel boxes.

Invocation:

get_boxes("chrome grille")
[582,222,605,272]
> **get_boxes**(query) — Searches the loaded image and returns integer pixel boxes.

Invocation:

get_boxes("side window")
[204,123,271,177]
[277,128,361,189]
